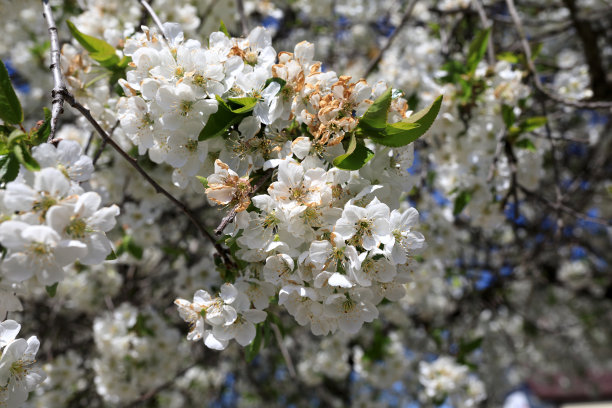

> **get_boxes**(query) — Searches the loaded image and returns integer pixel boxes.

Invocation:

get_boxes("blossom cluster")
[112,23,431,348]
[0,319,45,408]
[0,141,119,312]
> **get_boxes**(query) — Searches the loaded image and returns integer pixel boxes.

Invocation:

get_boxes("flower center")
[65,217,87,239]
[185,139,199,153]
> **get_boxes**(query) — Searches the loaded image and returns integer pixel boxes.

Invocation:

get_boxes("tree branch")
[42,0,65,142]
[363,0,418,78]
[505,0,612,110]
[561,0,612,100]
[60,89,235,268]
[271,322,296,378]
[214,168,273,236]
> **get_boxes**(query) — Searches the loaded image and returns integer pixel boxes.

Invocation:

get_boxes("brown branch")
[562,0,612,100]
[42,0,65,142]
[271,322,296,378]
[505,0,612,110]
[363,0,419,78]
[59,90,235,268]
[214,168,273,236]
[92,120,119,166]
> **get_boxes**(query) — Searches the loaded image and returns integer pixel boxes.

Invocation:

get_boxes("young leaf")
[227,97,258,114]
[264,77,287,92]
[372,95,442,147]
[466,28,491,74]
[453,190,472,216]
[196,176,209,189]
[66,20,120,69]
[333,135,375,170]
[0,60,23,124]
[358,87,392,136]
[0,154,19,184]
[219,20,230,37]
[13,144,40,172]
[519,116,547,133]
[245,323,263,362]
[497,52,519,64]
[198,97,241,141]
[45,282,59,297]
[501,104,515,128]
[32,107,52,145]
[515,138,536,152]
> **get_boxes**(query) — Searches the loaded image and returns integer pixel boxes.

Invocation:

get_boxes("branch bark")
[505,0,612,110]
[42,0,65,142]
[562,0,612,100]
[59,89,235,268]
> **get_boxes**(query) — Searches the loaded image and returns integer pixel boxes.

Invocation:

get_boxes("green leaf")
[66,20,120,69]
[105,250,117,261]
[466,28,491,74]
[219,20,230,37]
[373,95,442,147]
[264,77,287,92]
[497,52,519,64]
[515,138,536,152]
[453,190,472,216]
[199,96,258,141]
[501,104,515,128]
[0,60,23,124]
[519,116,547,132]
[333,134,375,170]
[132,314,155,337]
[13,144,40,172]
[0,154,20,184]
[245,323,263,362]
[227,97,258,114]
[32,108,52,145]
[199,98,241,141]
[45,283,59,297]
[7,129,26,147]
[196,176,209,189]
[116,235,143,259]
[358,87,392,135]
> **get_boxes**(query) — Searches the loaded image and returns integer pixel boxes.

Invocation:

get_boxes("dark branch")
[59,90,235,268]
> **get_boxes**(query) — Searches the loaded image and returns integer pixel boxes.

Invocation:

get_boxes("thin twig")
[123,363,199,407]
[42,0,65,142]
[518,184,612,226]
[505,0,612,110]
[136,0,169,44]
[59,89,235,268]
[215,168,273,235]
[363,0,418,78]
[236,0,249,36]
[271,323,296,378]
[92,120,119,166]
